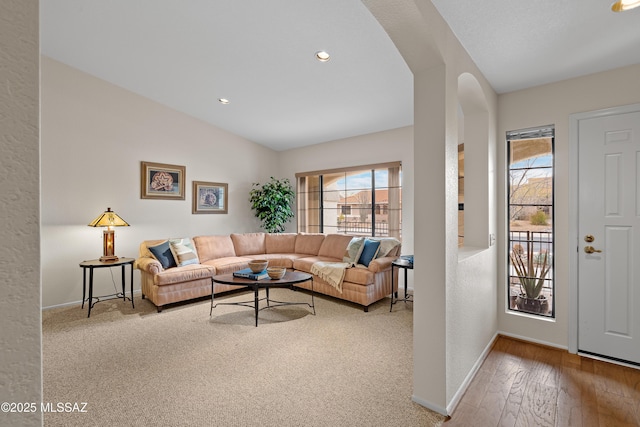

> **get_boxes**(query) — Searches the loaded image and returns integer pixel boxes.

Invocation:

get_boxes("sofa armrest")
[134,257,163,275]
[367,256,397,273]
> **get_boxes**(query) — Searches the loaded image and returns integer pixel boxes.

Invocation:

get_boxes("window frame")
[296,162,401,238]
[506,126,555,318]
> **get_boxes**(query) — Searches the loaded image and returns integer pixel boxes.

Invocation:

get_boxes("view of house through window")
[296,162,401,238]
[507,127,554,318]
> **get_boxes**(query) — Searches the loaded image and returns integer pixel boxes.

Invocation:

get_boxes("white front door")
[577,106,640,364]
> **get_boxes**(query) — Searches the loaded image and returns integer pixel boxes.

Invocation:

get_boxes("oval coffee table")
[210,270,315,326]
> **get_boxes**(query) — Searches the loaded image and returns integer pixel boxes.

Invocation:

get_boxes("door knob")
[584,246,602,254]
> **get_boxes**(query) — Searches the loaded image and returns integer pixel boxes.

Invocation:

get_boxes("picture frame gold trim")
[192,181,228,214]
[140,161,186,200]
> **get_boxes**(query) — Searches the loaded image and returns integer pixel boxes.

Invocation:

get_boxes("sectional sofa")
[134,232,400,313]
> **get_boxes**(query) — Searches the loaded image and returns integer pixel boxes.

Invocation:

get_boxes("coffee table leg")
[210,278,214,316]
[310,278,316,315]
[254,287,259,327]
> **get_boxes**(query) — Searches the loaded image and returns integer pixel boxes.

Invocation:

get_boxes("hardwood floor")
[445,335,640,427]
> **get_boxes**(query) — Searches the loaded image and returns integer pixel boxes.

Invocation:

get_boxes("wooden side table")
[390,256,413,312]
[79,257,135,317]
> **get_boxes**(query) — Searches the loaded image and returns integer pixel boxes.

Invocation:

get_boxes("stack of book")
[232,268,269,280]
[400,255,414,265]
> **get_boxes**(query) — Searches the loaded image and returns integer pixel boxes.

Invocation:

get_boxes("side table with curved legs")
[79,258,135,318]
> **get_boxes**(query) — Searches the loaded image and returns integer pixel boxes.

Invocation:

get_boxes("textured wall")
[0,1,42,426]
[364,0,499,414]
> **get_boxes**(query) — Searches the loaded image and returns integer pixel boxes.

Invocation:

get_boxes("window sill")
[458,246,487,262]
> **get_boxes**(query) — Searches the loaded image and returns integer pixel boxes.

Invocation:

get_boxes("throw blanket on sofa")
[311,262,350,293]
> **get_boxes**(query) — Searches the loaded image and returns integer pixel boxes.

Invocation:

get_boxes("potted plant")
[249,177,295,233]
[509,241,551,314]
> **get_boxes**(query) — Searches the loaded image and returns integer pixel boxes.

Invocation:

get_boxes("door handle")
[584,245,602,254]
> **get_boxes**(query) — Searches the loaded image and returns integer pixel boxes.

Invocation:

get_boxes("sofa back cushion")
[318,234,354,259]
[265,233,297,253]
[230,233,266,256]
[294,233,325,255]
[193,235,236,263]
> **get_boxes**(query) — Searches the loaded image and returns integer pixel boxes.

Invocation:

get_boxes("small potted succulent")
[509,241,552,314]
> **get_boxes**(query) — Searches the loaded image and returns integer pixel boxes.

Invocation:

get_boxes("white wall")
[497,63,640,348]
[0,1,42,425]
[41,57,279,307]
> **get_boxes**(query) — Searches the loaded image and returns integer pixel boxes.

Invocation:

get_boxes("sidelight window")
[507,126,555,318]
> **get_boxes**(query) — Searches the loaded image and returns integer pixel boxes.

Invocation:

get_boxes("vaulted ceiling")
[41,0,640,151]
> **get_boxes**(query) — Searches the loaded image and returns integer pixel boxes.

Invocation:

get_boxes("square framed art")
[140,161,186,200]
[192,181,228,214]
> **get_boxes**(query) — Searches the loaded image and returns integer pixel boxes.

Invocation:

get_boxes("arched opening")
[457,72,490,250]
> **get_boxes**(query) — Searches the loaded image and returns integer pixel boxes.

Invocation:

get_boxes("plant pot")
[509,294,518,309]
[515,294,549,315]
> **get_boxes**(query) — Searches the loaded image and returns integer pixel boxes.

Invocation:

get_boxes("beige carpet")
[42,289,444,426]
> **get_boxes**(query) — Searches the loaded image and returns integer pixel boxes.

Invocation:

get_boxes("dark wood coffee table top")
[212,270,312,286]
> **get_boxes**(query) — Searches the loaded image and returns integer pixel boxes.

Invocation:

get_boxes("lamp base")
[99,255,119,262]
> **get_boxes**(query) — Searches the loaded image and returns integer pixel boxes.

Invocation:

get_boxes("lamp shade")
[88,208,129,262]
[611,0,640,11]
[88,207,130,228]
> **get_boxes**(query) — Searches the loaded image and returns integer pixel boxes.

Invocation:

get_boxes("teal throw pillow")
[358,239,381,267]
[148,241,177,269]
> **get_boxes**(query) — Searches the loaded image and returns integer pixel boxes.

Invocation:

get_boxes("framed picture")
[192,181,228,214]
[140,161,186,200]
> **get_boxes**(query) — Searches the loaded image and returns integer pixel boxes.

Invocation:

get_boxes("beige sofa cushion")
[294,233,325,255]
[202,256,254,275]
[318,234,354,259]
[343,266,374,285]
[231,233,266,256]
[293,256,341,274]
[193,235,236,262]
[265,233,297,253]
[154,264,216,286]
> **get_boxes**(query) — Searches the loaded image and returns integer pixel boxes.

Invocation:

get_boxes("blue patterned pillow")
[357,239,381,267]
[148,241,177,269]
[169,238,200,267]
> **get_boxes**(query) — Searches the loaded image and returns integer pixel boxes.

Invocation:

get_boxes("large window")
[296,162,401,238]
[507,127,554,318]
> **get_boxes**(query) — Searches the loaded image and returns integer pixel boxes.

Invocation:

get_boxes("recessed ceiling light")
[315,51,330,62]
[611,0,640,11]
[218,98,230,105]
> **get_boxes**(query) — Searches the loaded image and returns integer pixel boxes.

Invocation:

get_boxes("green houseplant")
[509,240,551,314]
[249,177,295,233]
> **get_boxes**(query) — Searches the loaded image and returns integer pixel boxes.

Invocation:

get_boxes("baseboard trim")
[445,331,500,416]
[497,331,568,351]
[412,395,448,416]
[42,289,142,311]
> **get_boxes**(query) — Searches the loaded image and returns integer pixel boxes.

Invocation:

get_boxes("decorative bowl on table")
[248,260,268,273]
[267,267,286,280]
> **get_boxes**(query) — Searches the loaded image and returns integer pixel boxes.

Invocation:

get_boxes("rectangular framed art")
[140,161,186,200]
[192,181,228,214]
